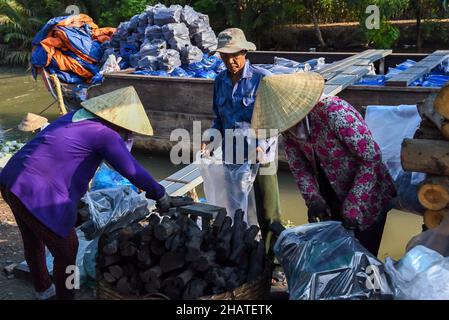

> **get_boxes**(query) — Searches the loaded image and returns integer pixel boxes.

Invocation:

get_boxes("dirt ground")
[0,195,95,300]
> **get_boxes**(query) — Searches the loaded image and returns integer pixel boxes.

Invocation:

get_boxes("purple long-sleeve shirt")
[0,112,165,237]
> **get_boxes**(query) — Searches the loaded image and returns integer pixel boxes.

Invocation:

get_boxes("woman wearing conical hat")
[252,73,396,256]
[0,86,171,300]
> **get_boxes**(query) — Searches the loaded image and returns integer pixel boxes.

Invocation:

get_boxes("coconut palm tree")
[0,0,43,66]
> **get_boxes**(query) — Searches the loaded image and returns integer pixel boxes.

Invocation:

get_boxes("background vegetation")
[1,0,449,66]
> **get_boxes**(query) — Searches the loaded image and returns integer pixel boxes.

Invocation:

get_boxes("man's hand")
[307,202,332,223]
[201,142,214,158]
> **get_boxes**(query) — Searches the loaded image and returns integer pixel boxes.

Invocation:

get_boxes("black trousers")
[316,161,388,257]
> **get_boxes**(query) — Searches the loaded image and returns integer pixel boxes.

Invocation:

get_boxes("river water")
[0,71,423,260]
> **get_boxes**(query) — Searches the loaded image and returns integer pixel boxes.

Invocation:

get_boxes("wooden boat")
[88,50,447,157]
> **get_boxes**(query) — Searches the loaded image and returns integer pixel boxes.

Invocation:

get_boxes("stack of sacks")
[109,3,223,78]
[255,57,326,75]
[31,14,115,85]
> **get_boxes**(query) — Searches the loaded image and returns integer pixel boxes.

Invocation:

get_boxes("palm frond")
[4,48,30,65]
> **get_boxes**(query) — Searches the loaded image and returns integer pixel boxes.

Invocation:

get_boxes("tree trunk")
[414,0,423,52]
[308,0,326,49]
[418,176,449,210]
[401,138,449,176]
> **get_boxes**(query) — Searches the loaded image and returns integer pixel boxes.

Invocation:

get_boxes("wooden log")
[150,239,166,256]
[434,84,449,120]
[108,265,123,280]
[185,219,203,261]
[116,277,132,295]
[212,210,227,235]
[148,266,162,288]
[137,247,153,267]
[423,209,448,229]
[102,239,118,256]
[154,217,179,241]
[103,272,117,284]
[231,209,247,253]
[414,120,446,140]
[165,233,184,251]
[418,176,449,210]
[160,250,186,273]
[174,269,195,287]
[417,94,449,140]
[244,225,260,248]
[182,278,208,300]
[205,268,226,290]
[120,242,137,257]
[215,216,233,263]
[139,268,152,283]
[247,241,265,282]
[144,282,158,294]
[100,254,122,268]
[401,139,449,176]
[190,251,216,272]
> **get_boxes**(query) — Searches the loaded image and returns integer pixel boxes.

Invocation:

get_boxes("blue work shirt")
[211,61,277,164]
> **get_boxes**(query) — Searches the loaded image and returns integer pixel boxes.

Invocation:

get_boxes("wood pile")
[97,203,266,299]
[401,85,449,228]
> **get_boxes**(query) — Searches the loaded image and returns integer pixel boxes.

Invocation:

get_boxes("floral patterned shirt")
[283,96,396,230]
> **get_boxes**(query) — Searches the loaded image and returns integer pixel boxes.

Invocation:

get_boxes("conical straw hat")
[81,86,153,136]
[251,72,324,137]
[18,113,48,132]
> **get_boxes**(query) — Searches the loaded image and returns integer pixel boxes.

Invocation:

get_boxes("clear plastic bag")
[392,170,425,214]
[180,45,203,64]
[273,221,395,300]
[99,54,122,75]
[81,186,148,240]
[157,49,181,72]
[199,155,259,222]
[144,25,163,40]
[385,245,449,299]
[181,5,200,26]
[406,215,449,256]
[154,5,182,26]
[140,39,166,57]
[193,28,217,53]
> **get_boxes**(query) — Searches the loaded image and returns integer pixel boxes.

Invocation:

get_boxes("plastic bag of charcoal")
[274,221,395,300]
[96,203,272,300]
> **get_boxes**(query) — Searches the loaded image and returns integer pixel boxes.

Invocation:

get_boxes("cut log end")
[418,182,449,211]
[423,209,448,229]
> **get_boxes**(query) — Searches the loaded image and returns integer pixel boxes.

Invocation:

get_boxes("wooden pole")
[49,74,67,115]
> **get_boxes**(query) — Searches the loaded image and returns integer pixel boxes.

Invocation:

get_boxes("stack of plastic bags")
[108,3,223,78]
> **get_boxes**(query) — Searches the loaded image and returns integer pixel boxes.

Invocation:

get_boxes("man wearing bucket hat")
[252,73,396,256]
[201,28,282,260]
[0,86,172,299]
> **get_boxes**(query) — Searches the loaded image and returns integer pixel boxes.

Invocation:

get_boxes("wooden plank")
[387,50,449,87]
[326,74,358,85]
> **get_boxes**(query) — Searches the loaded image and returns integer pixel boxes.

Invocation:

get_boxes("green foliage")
[97,0,158,26]
[365,20,401,48]
[0,0,43,66]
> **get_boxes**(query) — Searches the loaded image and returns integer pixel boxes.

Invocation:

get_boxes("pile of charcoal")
[102,3,226,79]
[97,203,267,299]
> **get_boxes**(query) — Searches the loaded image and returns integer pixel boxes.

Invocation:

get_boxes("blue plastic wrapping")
[170,67,189,77]
[274,221,394,300]
[421,74,449,87]
[133,69,169,77]
[91,163,138,192]
[195,70,217,79]
[355,75,387,86]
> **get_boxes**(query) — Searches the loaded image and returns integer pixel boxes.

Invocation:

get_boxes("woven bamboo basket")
[96,260,272,300]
